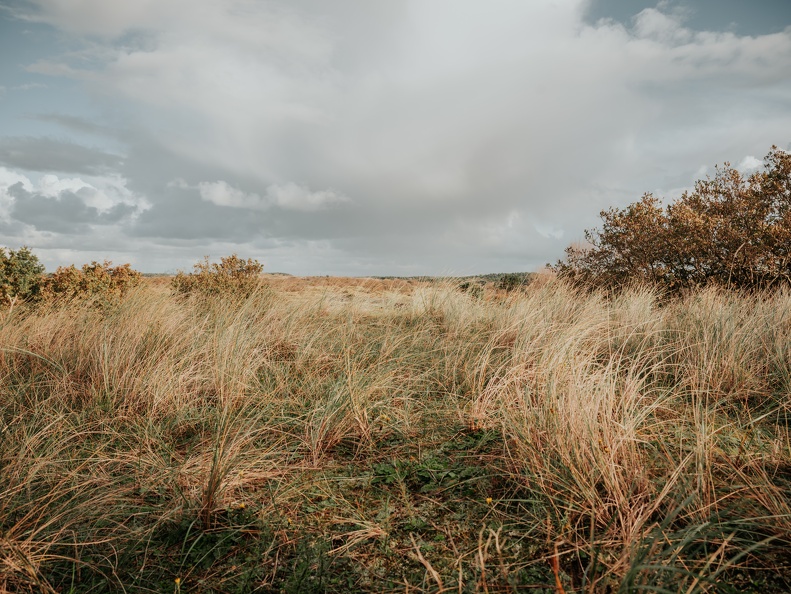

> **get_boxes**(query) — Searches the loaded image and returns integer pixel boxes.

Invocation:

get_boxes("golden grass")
[0,277,789,592]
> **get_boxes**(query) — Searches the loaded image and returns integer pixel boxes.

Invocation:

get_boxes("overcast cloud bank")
[0,0,789,274]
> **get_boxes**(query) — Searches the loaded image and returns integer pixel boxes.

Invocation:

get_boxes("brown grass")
[0,277,789,592]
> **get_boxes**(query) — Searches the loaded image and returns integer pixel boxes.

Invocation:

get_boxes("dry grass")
[0,277,789,592]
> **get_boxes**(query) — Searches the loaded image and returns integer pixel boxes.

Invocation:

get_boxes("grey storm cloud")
[0,136,123,175]
[0,0,789,274]
[130,182,359,242]
[132,188,266,241]
[8,181,137,234]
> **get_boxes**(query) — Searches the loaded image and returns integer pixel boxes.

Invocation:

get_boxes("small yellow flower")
[175,578,181,585]
[486,497,493,505]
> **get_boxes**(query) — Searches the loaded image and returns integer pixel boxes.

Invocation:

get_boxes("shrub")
[553,146,791,292]
[41,261,142,303]
[497,273,528,292]
[458,280,484,299]
[172,254,264,297]
[0,246,46,310]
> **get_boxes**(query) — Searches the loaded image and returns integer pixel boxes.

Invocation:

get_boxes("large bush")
[172,254,264,297]
[0,246,45,309]
[41,261,142,303]
[553,146,791,292]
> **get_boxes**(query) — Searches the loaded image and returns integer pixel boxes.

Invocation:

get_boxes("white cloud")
[0,167,31,190]
[0,168,146,218]
[738,155,762,171]
[5,0,791,273]
[36,174,93,198]
[198,180,264,210]
[38,173,146,212]
[267,183,349,211]
[198,180,349,212]
[632,7,693,45]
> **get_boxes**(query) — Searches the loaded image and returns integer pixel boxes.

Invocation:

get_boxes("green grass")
[1,277,790,592]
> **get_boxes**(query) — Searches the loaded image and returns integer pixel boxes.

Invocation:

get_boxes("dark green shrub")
[172,254,264,297]
[0,246,46,310]
[458,280,484,299]
[497,273,528,292]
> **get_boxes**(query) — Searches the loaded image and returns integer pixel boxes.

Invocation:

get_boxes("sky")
[0,0,790,275]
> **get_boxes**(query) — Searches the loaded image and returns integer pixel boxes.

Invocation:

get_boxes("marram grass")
[0,277,789,592]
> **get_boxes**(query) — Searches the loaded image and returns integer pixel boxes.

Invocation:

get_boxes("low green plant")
[0,246,45,311]
[497,272,527,292]
[458,280,484,299]
[172,254,264,297]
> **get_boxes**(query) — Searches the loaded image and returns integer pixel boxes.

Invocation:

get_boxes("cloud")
[16,0,182,38]
[11,83,47,91]
[0,137,123,175]
[0,167,145,236]
[197,181,262,210]
[132,187,267,241]
[632,7,693,44]
[198,180,349,212]
[268,183,350,211]
[31,113,114,138]
[1,0,790,274]
[738,155,762,171]
[8,182,134,234]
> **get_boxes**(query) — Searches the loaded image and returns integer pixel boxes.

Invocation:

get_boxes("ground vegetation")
[0,273,789,592]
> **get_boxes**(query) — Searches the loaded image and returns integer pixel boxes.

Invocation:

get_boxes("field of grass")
[1,276,790,593]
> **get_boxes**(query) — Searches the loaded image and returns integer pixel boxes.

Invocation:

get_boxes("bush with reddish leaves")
[171,254,264,298]
[553,146,791,293]
[41,261,142,304]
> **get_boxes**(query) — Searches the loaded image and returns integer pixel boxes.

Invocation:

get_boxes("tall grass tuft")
[1,276,789,590]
